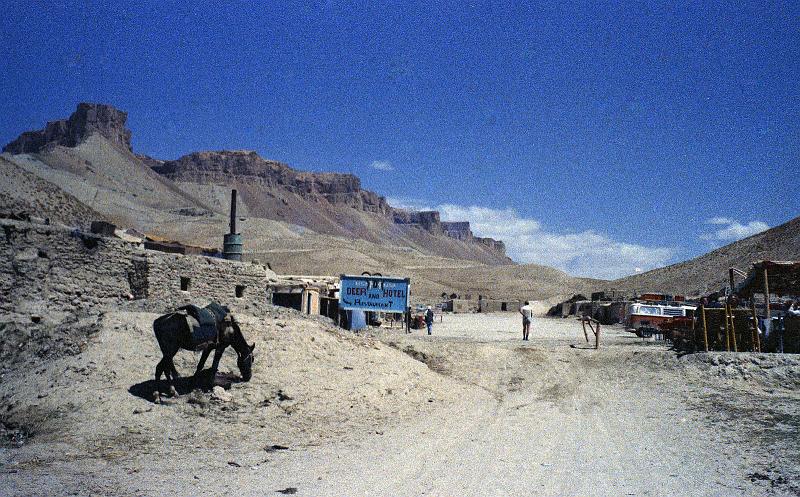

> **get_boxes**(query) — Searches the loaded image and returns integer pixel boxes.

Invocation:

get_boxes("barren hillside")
[0,103,604,301]
[1,103,510,267]
[0,156,105,228]
[606,216,800,296]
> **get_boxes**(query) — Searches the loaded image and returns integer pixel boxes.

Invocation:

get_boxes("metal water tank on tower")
[223,189,243,261]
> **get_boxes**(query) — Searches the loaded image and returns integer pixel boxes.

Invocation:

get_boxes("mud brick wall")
[145,251,273,311]
[0,219,275,319]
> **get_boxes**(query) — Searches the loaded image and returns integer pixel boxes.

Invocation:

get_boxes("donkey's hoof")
[152,391,161,404]
[169,386,178,398]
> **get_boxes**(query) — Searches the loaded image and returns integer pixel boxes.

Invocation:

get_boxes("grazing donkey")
[152,304,255,397]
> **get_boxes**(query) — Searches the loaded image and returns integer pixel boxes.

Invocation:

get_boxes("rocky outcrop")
[153,150,392,215]
[442,222,473,241]
[392,210,442,234]
[475,237,506,254]
[395,215,505,255]
[3,103,132,154]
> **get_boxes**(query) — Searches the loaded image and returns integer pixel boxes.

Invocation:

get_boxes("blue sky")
[1,1,797,278]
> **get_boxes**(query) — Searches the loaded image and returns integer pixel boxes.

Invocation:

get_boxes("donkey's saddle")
[179,302,231,348]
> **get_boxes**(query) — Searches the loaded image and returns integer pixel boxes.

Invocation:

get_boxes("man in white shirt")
[519,301,534,341]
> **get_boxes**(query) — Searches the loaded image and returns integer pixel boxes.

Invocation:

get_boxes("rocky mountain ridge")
[2,102,508,260]
[151,150,506,254]
[152,150,393,216]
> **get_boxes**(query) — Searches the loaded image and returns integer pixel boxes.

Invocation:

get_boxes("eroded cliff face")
[153,150,392,215]
[476,237,506,254]
[442,222,473,241]
[148,150,506,256]
[393,210,443,234]
[394,214,505,255]
[3,103,132,154]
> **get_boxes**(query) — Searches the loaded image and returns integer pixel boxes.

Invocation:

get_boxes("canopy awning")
[735,261,800,297]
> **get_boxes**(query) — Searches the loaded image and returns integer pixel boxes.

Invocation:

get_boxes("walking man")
[425,306,435,335]
[520,301,534,341]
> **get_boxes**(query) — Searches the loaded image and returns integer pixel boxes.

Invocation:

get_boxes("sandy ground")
[1,312,799,496]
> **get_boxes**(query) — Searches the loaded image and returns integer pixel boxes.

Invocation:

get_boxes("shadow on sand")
[128,370,242,402]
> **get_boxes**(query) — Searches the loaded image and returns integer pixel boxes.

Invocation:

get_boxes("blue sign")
[339,275,410,313]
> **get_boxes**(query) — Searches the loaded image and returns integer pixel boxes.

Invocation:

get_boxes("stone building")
[267,275,339,318]
[1,218,276,319]
[442,299,478,313]
[478,298,522,313]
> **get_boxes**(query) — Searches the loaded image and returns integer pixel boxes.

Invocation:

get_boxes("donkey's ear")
[250,343,256,351]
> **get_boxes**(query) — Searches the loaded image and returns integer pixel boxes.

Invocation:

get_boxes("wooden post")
[751,302,761,353]
[729,267,736,296]
[729,305,738,352]
[763,267,771,343]
[595,322,601,350]
[581,319,589,343]
[723,305,731,352]
[701,306,709,352]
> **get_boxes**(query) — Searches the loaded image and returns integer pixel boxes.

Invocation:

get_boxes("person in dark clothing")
[424,306,434,335]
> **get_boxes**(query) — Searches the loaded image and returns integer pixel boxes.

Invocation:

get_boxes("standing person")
[424,306,434,335]
[520,301,534,341]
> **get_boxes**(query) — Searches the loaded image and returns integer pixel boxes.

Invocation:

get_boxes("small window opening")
[235,285,246,298]
[501,302,508,311]
[180,277,191,292]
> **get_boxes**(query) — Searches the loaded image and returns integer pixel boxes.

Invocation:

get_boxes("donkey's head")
[226,316,255,381]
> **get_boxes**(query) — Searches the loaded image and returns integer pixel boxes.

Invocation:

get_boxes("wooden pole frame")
[595,322,601,350]
[729,268,736,296]
[701,306,709,352]
[728,305,738,352]
[723,305,731,352]
[751,302,761,353]
[578,317,600,349]
[763,267,771,348]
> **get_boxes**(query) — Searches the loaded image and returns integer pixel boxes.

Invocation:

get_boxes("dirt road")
[248,316,796,496]
[2,313,798,496]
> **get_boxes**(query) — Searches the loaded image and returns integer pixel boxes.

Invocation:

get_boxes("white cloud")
[700,218,769,242]
[369,160,394,171]
[386,196,433,211]
[388,199,675,279]
[706,217,734,225]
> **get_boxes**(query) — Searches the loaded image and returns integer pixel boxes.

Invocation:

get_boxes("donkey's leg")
[170,361,181,378]
[155,358,165,382]
[195,347,212,376]
[209,345,227,379]
[165,356,179,397]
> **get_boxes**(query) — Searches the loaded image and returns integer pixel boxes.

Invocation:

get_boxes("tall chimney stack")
[229,189,237,234]
[222,189,242,261]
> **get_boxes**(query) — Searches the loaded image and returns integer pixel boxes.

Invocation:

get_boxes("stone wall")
[478,299,521,313]
[1,219,276,320]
